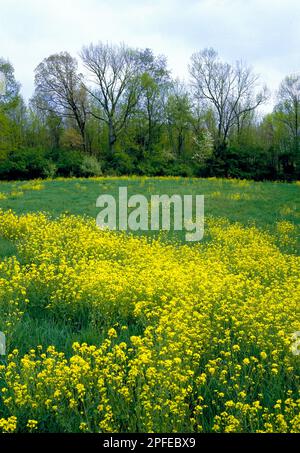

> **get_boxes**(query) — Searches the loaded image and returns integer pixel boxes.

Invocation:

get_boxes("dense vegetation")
[0,177,299,433]
[1,44,300,181]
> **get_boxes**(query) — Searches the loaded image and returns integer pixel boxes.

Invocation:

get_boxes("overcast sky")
[1,0,300,111]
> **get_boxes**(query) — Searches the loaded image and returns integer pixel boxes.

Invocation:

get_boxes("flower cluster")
[0,210,299,433]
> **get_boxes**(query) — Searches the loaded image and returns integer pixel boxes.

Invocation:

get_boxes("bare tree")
[189,48,267,154]
[34,52,90,152]
[80,42,141,155]
[276,74,300,155]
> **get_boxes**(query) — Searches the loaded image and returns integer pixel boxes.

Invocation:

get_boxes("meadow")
[0,177,299,433]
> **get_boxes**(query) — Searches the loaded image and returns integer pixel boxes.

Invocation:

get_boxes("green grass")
[0,237,17,259]
[0,176,299,232]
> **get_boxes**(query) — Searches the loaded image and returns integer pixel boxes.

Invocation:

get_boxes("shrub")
[42,160,57,179]
[108,150,136,175]
[55,149,84,177]
[80,155,102,177]
[0,148,50,180]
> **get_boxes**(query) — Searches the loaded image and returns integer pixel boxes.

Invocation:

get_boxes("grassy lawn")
[0,176,299,232]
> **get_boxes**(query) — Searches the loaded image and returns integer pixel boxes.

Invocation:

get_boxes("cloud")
[1,0,300,111]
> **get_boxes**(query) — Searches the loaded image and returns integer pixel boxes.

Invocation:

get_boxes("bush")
[80,155,102,177]
[55,149,84,177]
[108,150,136,175]
[163,161,196,177]
[0,148,103,180]
[42,160,57,179]
[0,148,51,180]
[199,145,275,180]
[136,148,176,176]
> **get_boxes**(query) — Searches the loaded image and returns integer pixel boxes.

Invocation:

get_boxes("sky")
[1,0,300,112]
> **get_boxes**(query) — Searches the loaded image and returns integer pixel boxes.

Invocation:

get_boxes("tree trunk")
[108,120,117,155]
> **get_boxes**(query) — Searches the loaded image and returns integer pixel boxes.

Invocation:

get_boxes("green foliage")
[80,155,102,177]
[108,150,136,175]
[0,148,52,180]
[192,130,214,165]
[54,149,84,177]
[1,52,300,182]
[0,148,103,180]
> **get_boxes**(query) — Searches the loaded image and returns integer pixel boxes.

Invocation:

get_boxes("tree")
[189,48,267,154]
[192,129,214,165]
[80,42,142,156]
[166,81,193,156]
[0,58,20,110]
[276,74,300,157]
[0,58,21,151]
[137,49,170,152]
[33,52,90,152]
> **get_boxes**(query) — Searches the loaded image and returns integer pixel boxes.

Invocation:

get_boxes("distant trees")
[276,75,300,158]
[1,44,300,180]
[189,48,267,154]
[257,74,300,177]
[33,52,90,152]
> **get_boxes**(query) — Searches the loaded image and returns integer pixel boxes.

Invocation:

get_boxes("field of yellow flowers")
[0,177,299,433]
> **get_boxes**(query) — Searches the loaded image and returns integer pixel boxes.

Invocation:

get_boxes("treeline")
[0,43,300,181]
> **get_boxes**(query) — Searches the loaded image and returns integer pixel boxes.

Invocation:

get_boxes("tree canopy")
[0,43,299,180]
